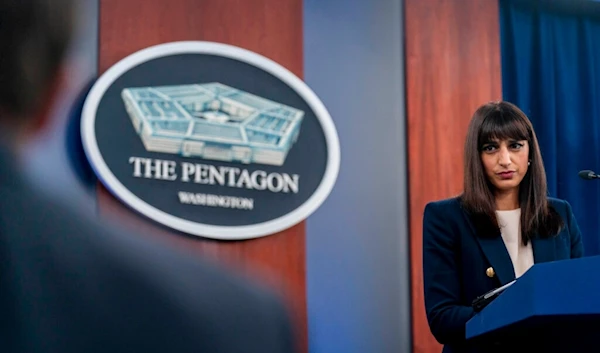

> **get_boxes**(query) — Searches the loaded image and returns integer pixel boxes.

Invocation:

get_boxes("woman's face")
[480,138,530,194]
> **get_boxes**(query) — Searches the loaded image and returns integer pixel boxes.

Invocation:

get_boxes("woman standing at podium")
[422,101,584,353]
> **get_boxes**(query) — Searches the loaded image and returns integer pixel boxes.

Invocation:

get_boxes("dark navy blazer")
[422,196,584,353]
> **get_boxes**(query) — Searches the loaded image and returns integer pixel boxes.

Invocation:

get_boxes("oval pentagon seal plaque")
[81,41,340,240]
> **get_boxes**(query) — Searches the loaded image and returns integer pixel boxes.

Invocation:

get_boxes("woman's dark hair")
[461,101,563,244]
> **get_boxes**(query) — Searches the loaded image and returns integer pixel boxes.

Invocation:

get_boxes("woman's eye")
[482,145,496,152]
[510,142,524,149]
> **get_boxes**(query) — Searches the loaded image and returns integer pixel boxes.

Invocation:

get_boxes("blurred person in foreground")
[422,101,584,353]
[0,1,295,352]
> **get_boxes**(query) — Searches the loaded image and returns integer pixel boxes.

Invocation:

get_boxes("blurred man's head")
[0,0,76,143]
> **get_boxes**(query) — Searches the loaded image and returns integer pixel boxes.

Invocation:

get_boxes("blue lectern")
[466,255,600,352]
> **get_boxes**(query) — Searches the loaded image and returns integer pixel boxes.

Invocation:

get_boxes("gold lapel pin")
[486,267,495,278]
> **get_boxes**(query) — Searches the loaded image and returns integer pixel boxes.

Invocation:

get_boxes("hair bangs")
[478,110,530,148]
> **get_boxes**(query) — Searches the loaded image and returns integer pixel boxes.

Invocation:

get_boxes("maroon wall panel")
[404,0,502,352]
[97,1,306,352]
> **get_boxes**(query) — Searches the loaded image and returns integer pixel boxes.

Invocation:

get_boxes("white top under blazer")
[496,209,534,278]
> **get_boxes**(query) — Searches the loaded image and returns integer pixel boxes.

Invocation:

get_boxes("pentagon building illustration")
[121,83,304,166]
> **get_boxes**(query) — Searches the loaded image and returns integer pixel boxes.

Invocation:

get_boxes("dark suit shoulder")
[422,196,466,245]
[0,174,295,352]
[424,196,463,213]
[547,197,572,217]
[548,196,568,209]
